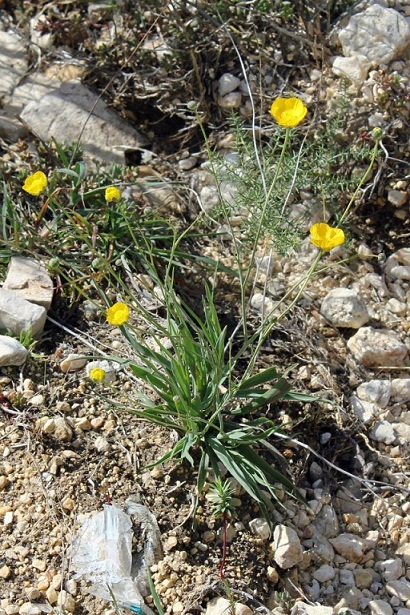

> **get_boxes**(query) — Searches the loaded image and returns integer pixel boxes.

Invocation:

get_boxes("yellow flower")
[106,302,130,325]
[310,223,345,252]
[105,186,121,202]
[22,171,48,196]
[90,367,106,382]
[270,97,308,128]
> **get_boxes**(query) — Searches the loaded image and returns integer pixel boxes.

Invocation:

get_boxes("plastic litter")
[70,499,162,615]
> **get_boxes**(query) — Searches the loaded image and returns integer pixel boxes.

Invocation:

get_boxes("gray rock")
[338,5,410,66]
[313,564,335,583]
[368,600,393,615]
[340,569,355,585]
[0,289,47,336]
[356,379,391,407]
[0,335,28,367]
[218,73,241,96]
[370,421,396,445]
[273,525,303,569]
[20,80,149,166]
[313,504,339,539]
[347,327,408,367]
[310,528,335,563]
[4,256,54,309]
[381,559,404,582]
[329,533,368,562]
[320,288,369,328]
[386,579,410,601]
[350,396,377,424]
[332,54,371,83]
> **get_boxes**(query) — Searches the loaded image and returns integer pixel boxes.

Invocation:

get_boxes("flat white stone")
[370,420,396,445]
[338,5,410,66]
[291,603,333,615]
[4,256,54,309]
[332,54,371,83]
[0,335,28,367]
[20,80,149,166]
[347,327,407,367]
[321,288,369,328]
[0,289,47,337]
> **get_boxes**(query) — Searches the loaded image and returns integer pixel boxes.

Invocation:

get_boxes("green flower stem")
[242,249,323,379]
[244,127,291,287]
[338,136,381,227]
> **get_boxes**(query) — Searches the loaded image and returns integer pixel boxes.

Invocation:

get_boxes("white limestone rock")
[329,533,368,562]
[217,92,242,109]
[381,558,404,582]
[291,603,334,615]
[20,80,149,166]
[370,421,396,445]
[368,600,393,615]
[391,378,410,403]
[332,54,371,83]
[338,5,410,66]
[320,288,369,328]
[248,518,270,540]
[206,597,252,615]
[356,379,391,407]
[347,327,408,367]
[273,524,303,569]
[0,335,28,367]
[218,73,241,96]
[0,289,47,337]
[4,256,54,309]
[350,396,377,424]
[386,579,410,601]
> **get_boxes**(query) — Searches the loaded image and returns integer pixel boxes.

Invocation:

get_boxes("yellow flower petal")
[309,223,345,252]
[105,186,121,202]
[270,97,308,128]
[22,171,48,196]
[90,367,106,382]
[106,302,130,325]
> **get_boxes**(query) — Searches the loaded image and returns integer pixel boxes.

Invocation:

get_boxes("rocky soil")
[1,2,410,615]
